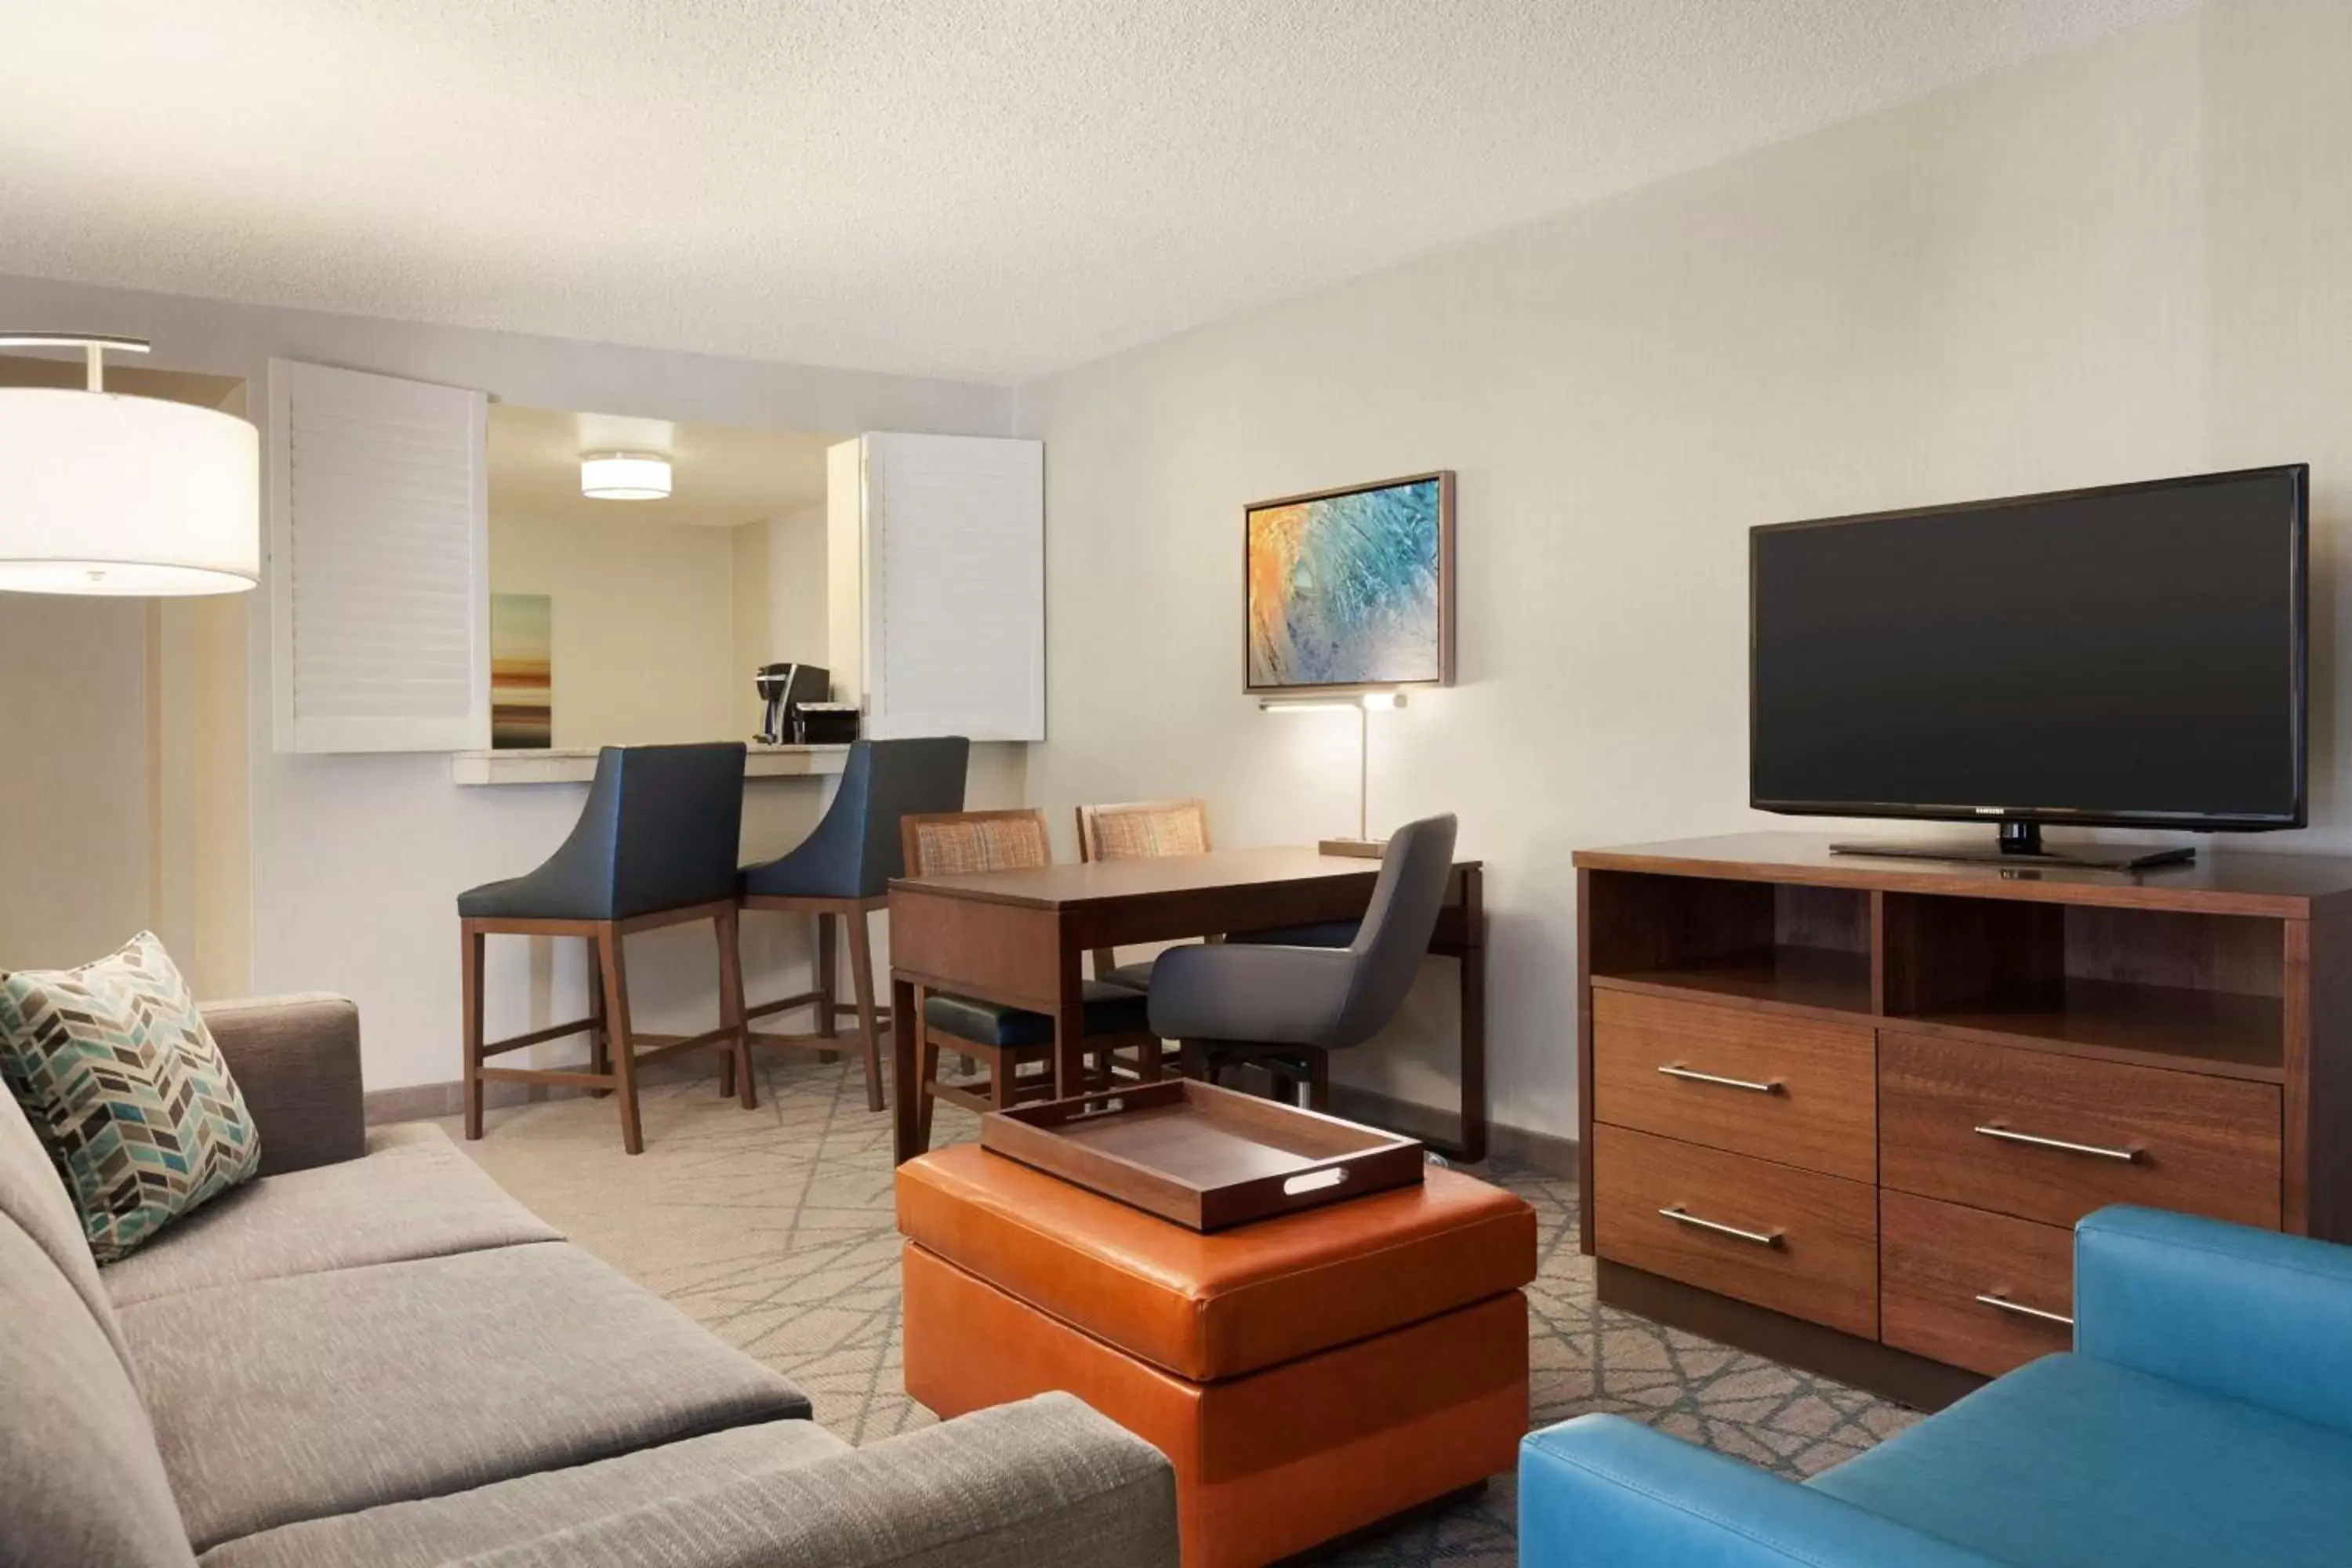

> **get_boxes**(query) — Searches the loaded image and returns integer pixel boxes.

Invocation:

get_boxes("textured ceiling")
[0,2,2197,384]
[488,405,833,527]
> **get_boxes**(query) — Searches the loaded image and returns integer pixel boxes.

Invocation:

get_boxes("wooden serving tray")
[979,1079,1424,1231]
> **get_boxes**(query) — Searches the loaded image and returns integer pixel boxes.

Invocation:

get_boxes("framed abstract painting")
[488,593,553,750]
[1245,470,1455,695]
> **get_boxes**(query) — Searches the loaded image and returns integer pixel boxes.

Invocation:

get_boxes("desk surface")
[891,845,1483,909]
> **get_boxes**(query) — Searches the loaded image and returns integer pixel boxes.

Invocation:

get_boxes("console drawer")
[1878,1032,2280,1230]
[1593,990,1874,1181]
[1592,1123,1876,1337]
[1881,1192,2073,1377]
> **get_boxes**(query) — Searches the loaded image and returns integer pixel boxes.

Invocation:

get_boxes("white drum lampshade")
[0,337,260,596]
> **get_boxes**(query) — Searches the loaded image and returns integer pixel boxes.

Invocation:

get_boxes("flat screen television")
[1751,464,2308,869]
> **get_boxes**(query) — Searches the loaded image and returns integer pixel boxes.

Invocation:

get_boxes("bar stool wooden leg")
[596,924,644,1156]
[461,923,486,1141]
[586,938,612,1098]
[1305,1047,1331,1112]
[716,906,756,1110]
[843,907,885,1112]
[815,913,840,1064]
[715,923,737,1102]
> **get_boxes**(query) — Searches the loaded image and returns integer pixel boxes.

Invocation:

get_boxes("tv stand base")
[1828,833,2194,873]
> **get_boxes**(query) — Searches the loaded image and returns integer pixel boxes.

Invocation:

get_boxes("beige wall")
[1014,0,2352,1142]
[731,506,831,737]
[489,513,739,749]
[0,596,153,970]
[151,593,253,1000]
[0,588,250,989]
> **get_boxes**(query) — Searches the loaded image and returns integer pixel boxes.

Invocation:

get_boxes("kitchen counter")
[450,743,851,786]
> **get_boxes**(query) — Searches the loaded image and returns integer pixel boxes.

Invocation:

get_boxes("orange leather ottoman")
[897,1143,1537,1568]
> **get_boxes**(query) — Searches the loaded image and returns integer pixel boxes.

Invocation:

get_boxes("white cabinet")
[827,434,1045,742]
[267,359,489,753]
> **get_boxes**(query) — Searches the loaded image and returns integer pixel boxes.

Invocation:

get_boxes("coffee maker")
[753,662,829,744]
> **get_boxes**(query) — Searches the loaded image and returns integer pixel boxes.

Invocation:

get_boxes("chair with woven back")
[1074,794,1345,981]
[1073,797,1214,989]
[900,808,1163,1149]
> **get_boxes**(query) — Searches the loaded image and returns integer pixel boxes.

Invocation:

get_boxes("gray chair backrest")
[595,744,749,919]
[1325,813,1459,1048]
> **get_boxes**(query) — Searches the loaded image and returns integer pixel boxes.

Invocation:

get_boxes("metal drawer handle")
[1975,1292,2075,1328]
[1657,1063,1783,1094]
[1657,1206,1784,1248]
[1973,1123,2141,1163]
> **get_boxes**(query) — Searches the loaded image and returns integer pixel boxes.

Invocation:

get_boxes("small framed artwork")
[488,593,553,750]
[1245,470,1455,695]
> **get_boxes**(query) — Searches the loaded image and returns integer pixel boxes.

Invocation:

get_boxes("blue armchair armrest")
[2074,1204,2352,1436]
[1520,1417,2002,1567]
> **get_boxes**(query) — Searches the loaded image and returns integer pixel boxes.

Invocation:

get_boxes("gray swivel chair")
[1147,813,1460,1109]
[738,737,970,1112]
[458,742,753,1156]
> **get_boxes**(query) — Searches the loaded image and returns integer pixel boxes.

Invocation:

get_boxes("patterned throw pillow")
[0,932,260,1261]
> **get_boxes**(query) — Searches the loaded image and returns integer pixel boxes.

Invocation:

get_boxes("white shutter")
[268,360,488,753]
[862,434,1044,742]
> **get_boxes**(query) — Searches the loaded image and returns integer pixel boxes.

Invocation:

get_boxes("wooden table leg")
[1053,1004,1088,1102]
[1457,867,1489,1164]
[891,974,920,1163]
[1051,938,1086,1101]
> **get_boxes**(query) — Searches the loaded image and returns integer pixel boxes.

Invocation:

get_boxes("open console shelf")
[1585,873,1873,1014]
[1576,833,2352,1410]
[1880,892,2287,1078]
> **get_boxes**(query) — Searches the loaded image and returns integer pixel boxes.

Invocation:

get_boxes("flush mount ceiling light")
[579,450,672,500]
[0,333,260,595]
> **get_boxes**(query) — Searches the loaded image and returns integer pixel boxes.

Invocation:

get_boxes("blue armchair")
[1523,1205,2352,1566]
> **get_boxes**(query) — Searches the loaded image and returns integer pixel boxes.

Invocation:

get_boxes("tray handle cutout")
[1283,1166,1349,1197]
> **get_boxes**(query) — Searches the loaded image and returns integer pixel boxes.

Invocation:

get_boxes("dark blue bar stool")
[738,737,971,1111]
[459,742,753,1155]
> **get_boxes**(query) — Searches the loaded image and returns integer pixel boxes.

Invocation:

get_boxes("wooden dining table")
[886,846,1486,1165]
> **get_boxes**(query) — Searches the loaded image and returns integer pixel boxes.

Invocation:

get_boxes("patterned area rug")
[441,1055,1916,1564]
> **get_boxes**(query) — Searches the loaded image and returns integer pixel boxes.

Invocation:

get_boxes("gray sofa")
[1,994,1179,1568]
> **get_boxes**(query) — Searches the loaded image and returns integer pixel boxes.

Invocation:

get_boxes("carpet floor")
[441,1054,1917,1565]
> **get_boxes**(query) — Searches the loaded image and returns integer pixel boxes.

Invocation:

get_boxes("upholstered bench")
[896,1142,1537,1568]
